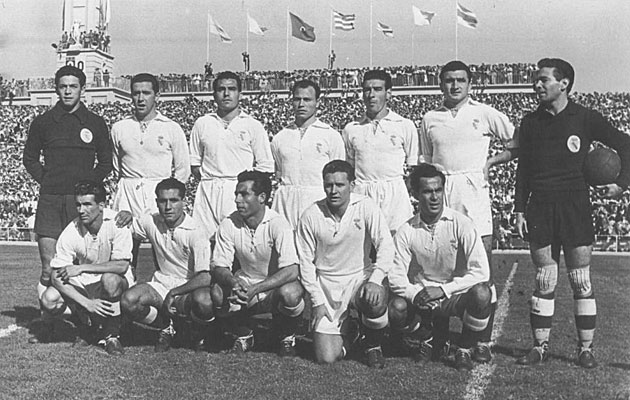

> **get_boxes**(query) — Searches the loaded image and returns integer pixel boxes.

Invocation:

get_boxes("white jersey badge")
[80,128,93,144]
[567,135,581,153]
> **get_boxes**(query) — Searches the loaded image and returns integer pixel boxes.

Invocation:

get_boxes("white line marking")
[464,261,519,400]
[0,324,21,338]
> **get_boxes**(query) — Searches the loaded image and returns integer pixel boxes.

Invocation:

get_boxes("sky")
[0,0,628,93]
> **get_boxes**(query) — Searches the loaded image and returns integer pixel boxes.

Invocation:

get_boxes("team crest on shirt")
[472,118,480,130]
[238,131,251,142]
[567,135,581,153]
[80,128,93,144]
[353,218,362,230]
[157,135,165,146]
[315,143,323,154]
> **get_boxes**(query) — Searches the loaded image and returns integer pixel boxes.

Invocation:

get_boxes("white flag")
[412,6,435,26]
[208,14,233,43]
[247,13,267,36]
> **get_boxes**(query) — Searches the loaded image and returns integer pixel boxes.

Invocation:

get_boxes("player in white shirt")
[118,178,214,352]
[111,73,190,276]
[40,181,134,355]
[342,69,419,234]
[388,163,491,371]
[419,61,518,362]
[271,79,345,230]
[212,171,304,356]
[297,160,394,368]
[189,71,274,239]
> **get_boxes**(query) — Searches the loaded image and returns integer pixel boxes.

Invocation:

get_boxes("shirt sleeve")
[23,117,45,183]
[365,200,395,285]
[50,224,77,269]
[388,225,424,302]
[190,229,211,273]
[110,223,133,261]
[329,129,346,161]
[403,120,419,167]
[342,125,355,167]
[296,212,326,307]
[418,118,433,164]
[171,122,191,183]
[110,123,121,179]
[487,105,517,145]
[514,118,531,212]
[274,218,299,268]
[189,118,204,167]
[440,216,490,297]
[92,117,113,182]
[130,214,149,241]
[212,219,236,269]
[270,136,282,175]
[250,120,274,173]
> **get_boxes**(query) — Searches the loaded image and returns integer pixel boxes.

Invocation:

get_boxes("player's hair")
[293,79,321,99]
[537,58,575,93]
[439,60,472,82]
[74,180,107,204]
[213,71,242,92]
[55,65,86,87]
[362,69,392,90]
[237,170,272,203]
[322,160,356,182]
[409,163,446,194]
[155,178,186,199]
[131,73,160,93]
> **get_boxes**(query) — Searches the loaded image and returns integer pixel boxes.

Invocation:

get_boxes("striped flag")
[208,14,232,43]
[333,10,356,31]
[376,22,394,38]
[412,6,435,26]
[456,3,478,29]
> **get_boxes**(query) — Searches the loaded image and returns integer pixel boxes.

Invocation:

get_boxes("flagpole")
[206,11,210,63]
[455,0,458,60]
[411,30,414,66]
[286,8,290,71]
[329,9,333,68]
[369,0,373,68]
[246,12,250,54]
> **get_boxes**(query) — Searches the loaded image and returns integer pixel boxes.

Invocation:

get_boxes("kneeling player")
[212,171,305,356]
[40,181,134,355]
[388,164,491,371]
[297,160,394,368]
[119,178,214,352]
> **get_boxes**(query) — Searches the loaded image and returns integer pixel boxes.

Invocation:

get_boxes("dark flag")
[289,12,316,42]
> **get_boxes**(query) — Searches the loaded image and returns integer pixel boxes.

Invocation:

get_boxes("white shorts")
[444,172,492,236]
[146,271,188,301]
[314,272,367,335]
[193,179,238,238]
[272,185,323,230]
[112,178,161,216]
[354,177,413,233]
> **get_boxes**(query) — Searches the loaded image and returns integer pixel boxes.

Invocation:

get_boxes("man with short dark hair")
[515,58,630,368]
[297,160,394,368]
[24,65,112,344]
[388,164,491,371]
[419,60,518,362]
[343,69,418,234]
[271,79,345,229]
[212,171,304,356]
[189,71,274,239]
[111,73,190,276]
[40,181,133,355]
[119,178,214,352]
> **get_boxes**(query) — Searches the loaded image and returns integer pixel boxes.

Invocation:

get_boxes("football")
[583,147,621,186]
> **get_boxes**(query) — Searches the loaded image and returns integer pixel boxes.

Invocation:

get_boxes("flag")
[457,3,478,29]
[208,14,233,43]
[377,22,394,38]
[289,12,316,42]
[412,6,435,26]
[333,10,356,31]
[248,13,268,36]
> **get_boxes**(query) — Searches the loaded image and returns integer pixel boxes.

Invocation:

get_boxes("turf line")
[463,261,519,400]
[0,324,21,338]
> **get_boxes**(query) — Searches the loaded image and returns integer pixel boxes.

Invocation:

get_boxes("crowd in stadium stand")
[2,89,630,247]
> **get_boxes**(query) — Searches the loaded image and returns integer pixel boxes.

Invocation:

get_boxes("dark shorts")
[526,192,593,247]
[34,194,78,239]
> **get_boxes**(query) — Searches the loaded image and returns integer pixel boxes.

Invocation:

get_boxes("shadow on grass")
[1,306,40,326]
[495,344,577,364]
[609,362,630,371]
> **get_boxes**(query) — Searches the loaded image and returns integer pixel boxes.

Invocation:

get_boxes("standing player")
[271,79,345,229]
[111,73,190,275]
[388,164,491,371]
[419,60,518,362]
[212,171,304,356]
[119,178,214,352]
[515,58,630,368]
[189,71,274,239]
[23,65,112,343]
[40,181,134,355]
[342,69,419,234]
[297,160,394,368]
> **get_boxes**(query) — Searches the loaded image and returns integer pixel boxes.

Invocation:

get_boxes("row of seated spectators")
[20,62,536,93]
[2,90,630,247]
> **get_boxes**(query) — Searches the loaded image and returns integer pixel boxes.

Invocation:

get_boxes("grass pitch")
[0,245,629,400]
